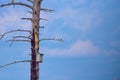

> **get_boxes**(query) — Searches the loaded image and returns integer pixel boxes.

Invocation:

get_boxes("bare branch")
[6,39,30,47]
[39,26,45,28]
[40,38,64,42]
[41,8,55,12]
[0,2,33,10]
[0,60,31,69]
[21,18,32,21]
[7,39,30,42]
[0,29,31,40]
[40,18,48,21]
[13,36,31,39]
[8,36,31,47]
[21,18,47,21]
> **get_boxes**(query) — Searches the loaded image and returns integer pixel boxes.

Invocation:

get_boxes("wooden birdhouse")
[36,53,43,63]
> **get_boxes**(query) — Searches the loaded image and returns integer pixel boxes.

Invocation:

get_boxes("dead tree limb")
[0,60,31,69]
[0,2,33,10]
[6,39,30,47]
[41,8,55,12]
[8,36,31,47]
[39,26,44,28]
[40,38,64,42]
[0,29,31,40]
[7,39,30,42]
[21,18,47,21]
[40,18,48,21]
[12,36,31,39]
[21,18,32,21]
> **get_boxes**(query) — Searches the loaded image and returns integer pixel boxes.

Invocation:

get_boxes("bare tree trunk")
[0,1,62,80]
[31,0,41,80]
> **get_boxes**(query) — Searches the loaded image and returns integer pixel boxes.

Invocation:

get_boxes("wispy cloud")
[41,39,120,57]
[0,0,119,57]
[0,8,31,34]
[41,40,100,56]
[44,5,101,34]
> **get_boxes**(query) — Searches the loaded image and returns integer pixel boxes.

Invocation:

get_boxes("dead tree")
[0,0,63,80]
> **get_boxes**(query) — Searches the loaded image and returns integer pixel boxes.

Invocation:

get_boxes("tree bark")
[31,0,42,80]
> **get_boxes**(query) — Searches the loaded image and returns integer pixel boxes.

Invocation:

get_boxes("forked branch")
[8,35,31,47]
[0,29,31,40]
[6,39,30,47]
[0,2,33,10]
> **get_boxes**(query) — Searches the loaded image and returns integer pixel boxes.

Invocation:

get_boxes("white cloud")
[0,8,31,34]
[45,5,101,33]
[41,40,100,56]
[69,40,99,54]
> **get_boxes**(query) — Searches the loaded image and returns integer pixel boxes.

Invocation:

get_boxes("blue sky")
[0,0,120,80]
